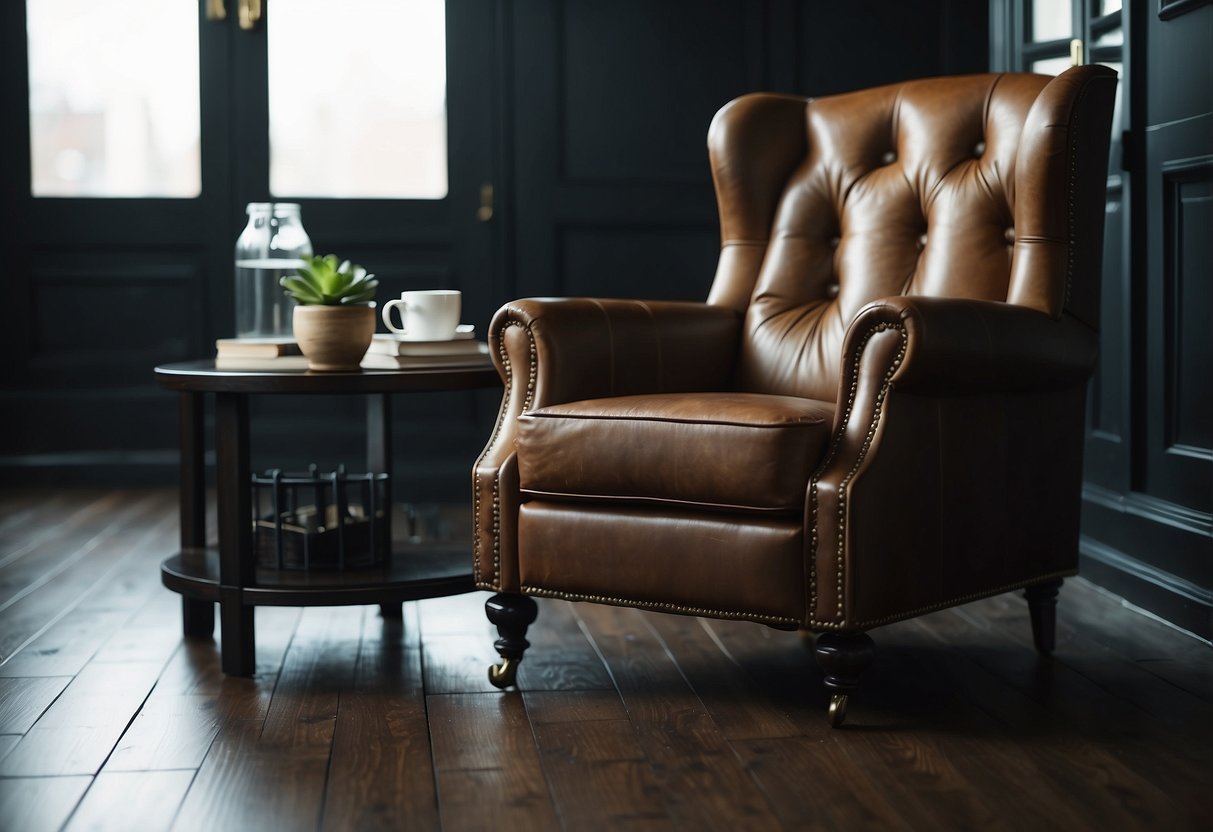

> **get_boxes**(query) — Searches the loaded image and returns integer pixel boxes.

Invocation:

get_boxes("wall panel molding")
[26,252,206,386]
[1161,157,1212,457]
[557,0,760,187]
[1158,0,1213,20]
[556,224,719,300]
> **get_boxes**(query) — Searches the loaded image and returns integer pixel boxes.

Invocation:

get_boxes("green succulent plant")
[280,254,378,306]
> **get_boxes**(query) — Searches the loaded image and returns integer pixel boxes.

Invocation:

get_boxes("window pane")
[1031,0,1071,42]
[268,0,447,199]
[1101,0,1123,15]
[1032,57,1074,76]
[26,0,200,197]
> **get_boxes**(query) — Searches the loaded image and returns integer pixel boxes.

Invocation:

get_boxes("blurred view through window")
[268,0,448,199]
[26,0,201,197]
[26,0,446,200]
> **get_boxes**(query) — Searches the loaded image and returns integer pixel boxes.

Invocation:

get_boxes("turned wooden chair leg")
[1025,578,1063,654]
[814,631,875,728]
[485,593,538,689]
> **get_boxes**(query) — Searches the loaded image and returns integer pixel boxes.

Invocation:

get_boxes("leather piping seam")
[720,239,769,247]
[520,585,800,627]
[1063,75,1100,313]
[472,318,536,589]
[807,321,908,629]
[588,298,616,395]
[812,568,1078,631]
[522,411,828,428]
[637,300,662,388]
[1063,82,1080,311]
[518,487,802,515]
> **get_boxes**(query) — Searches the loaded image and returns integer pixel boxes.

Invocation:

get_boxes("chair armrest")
[472,297,739,592]
[844,296,1098,397]
[806,296,1097,627]
[488,298,741,409]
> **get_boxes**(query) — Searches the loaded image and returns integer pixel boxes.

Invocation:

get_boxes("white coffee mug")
[381,289,461,340]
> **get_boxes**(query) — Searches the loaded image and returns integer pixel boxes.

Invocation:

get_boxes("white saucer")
[380,323,475,342]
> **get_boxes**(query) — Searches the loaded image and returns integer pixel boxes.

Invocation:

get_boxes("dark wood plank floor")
[0,488,1209,831]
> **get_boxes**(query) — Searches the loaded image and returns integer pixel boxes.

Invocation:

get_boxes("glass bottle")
[233,202,313,338]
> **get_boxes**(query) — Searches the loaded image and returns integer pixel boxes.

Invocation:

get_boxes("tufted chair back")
[707,69,1114,402]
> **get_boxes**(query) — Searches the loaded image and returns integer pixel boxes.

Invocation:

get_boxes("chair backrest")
[706,67,1118,402]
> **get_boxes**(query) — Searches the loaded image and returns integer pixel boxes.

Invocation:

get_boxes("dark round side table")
[153,358,501,676]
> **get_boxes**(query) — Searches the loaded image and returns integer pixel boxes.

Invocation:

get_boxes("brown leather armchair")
[473,66,1117,726]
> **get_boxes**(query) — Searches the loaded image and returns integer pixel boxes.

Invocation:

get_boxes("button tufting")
[825,282,840,299]
[829,236,840,248]
[881,151,896,165]
[974,140,987,156]
[1004,227,1016,244]
[916,233,928,249]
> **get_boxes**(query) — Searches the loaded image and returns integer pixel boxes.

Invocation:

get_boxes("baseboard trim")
[1079,535,1213,642]
[1082,483,1212,537]
[0,450,182,486]
[0,451,473,502]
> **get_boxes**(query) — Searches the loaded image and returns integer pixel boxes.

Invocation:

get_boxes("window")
[26,0,201,197]
[267,0,448,199]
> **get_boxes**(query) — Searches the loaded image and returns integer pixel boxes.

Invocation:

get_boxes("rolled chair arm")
[488,298,742,409]
[845,296,1098,397]
[473,297,740,592]
[805,296,1098,627]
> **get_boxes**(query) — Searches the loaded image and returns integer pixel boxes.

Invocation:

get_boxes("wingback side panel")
[706,94,809,313]
[722,74,1073,401]
[810,384,1087,629]
[1009,69,1119,326]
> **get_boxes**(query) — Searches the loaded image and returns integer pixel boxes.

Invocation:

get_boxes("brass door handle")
[206,0,226,21]
[239,0,262,30]
[1070,38,1085,66]
[477,183,495,223]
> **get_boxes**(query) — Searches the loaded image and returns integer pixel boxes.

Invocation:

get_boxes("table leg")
[216,391,255,676]
[179,392,215,638]
[182,597,215,638]
[368,394,402,620]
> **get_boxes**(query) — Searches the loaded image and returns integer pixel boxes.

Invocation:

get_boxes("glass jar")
[233,202,314,338]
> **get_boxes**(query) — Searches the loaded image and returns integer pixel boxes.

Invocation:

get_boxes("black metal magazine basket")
[251,465,388,570]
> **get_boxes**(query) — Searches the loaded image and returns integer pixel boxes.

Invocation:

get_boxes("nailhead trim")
[521,585,800,627]
[472,318,537,589]
[1062,77,1095,313]
[807,321,907,629]
[810,568,1078,631]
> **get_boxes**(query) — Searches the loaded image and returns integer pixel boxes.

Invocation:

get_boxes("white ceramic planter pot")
[292,304,376,372]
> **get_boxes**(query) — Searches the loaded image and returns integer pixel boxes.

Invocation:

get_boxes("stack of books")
[214,331,491,371]
[214,337,308,370]
[359,331,490,370]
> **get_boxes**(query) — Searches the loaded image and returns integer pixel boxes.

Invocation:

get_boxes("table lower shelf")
[161,545,476,606]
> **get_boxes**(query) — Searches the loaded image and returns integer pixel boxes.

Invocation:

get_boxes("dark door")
[1,0,502,497]
[508,0,988,305]
[992,0,1212,638]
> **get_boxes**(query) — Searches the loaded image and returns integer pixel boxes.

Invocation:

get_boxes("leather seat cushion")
[516,392,835,513]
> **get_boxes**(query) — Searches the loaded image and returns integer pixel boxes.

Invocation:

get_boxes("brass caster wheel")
[828,693,849,728]
[488,657,519,689]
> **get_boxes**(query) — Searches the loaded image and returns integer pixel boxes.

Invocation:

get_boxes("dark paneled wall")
[510,0,988,305]
[1078,0,1213,640]
[1,0,988,496]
